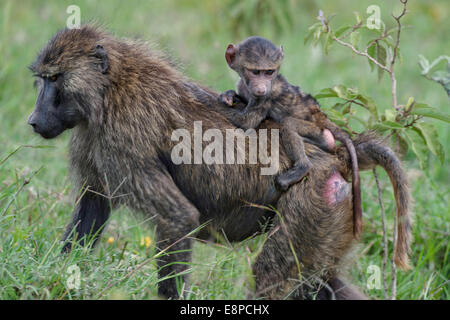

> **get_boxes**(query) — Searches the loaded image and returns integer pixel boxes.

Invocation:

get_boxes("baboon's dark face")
[28,28,110,139]
[28,73,83,139]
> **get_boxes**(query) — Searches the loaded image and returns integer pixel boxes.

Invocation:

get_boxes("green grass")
[0,0,448,299]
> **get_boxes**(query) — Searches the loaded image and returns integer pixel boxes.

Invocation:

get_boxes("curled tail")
[334,133,362,239]
[339,132,412,270]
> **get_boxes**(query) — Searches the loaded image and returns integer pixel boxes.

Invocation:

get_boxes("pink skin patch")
[322,129,335,150]
[323,171,350,206]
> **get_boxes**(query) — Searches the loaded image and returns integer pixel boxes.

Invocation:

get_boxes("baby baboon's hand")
[219,90,238,107]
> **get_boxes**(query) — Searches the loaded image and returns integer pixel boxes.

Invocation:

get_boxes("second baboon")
[218,36,362,237]
[28,26,411,299]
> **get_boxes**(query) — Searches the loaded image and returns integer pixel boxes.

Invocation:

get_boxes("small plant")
[305,0,448,170]
[418,54,450,97]
[305,0,449,299]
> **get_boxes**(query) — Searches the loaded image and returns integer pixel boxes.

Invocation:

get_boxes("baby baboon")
[28,26,411,299]
[218,36,363,237]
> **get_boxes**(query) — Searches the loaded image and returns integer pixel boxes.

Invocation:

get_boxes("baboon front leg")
[155,223,195,299]
[62,190,111,252]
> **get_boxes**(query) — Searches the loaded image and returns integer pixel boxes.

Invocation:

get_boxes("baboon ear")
[279,45,284,59]
[93,44,109,74]
[225,44,237,67]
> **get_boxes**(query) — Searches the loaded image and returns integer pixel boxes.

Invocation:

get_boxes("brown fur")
[29,26,411,299]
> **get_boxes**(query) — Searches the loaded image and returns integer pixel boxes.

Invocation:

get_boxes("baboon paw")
[276,164,310,191]
[219,90,238,106]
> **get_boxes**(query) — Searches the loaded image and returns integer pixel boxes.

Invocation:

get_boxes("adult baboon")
[28,26,411,299]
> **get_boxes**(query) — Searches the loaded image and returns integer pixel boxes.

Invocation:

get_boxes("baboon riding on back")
[28,26,411,299]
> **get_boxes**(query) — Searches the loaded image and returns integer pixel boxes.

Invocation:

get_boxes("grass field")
[0,0,448,299]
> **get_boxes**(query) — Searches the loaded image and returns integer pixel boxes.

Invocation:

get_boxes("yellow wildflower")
[140,236,152,248]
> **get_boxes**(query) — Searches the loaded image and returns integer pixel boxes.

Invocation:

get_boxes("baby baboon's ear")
[93,44,109,74]
[225,44,237,67]
[279,45,284,59]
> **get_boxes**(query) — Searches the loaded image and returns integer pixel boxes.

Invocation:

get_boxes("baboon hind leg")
[252,221,298,299]
[141,169,201,299]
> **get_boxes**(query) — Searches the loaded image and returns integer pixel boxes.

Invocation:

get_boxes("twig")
[331,35,390,73]
[324,0,408,111]
[390,0,408,110]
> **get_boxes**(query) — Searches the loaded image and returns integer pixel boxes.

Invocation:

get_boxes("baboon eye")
[250,70,260,75]
[265,70,275,75]
[49,75,58,82]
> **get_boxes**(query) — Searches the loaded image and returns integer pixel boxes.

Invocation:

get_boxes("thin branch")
[331,35,390,73]
[324,0,408,112]
[390,1,408,70]
[390,0,408,110]
[335,21,362,41]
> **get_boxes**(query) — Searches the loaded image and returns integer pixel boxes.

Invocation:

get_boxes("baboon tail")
[340,132,412,270]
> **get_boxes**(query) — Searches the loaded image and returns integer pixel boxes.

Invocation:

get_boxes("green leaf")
[384,109,396,122]
[304,22,322,44]
[371,120,403,132]
[404,128,429,169]
[406,97,415,110]
[324,30,334,55]
[334,25,352,38]
[414,123,445,164]
[333,84,351,99]
[392,133,409,158]
[331,102,348,110]
[313,25,327,46]
[411,103,450,123]
[367,42,376,72]
[350,31,360,50]
[315,88,338,99]
[430,70,450,95]
[355,94,378,119]
[348,114,368,127]
[326,13,338,23]
[396,46,403,64]
[381,120,404,129]
[325,109,345,120]
[418,54,430,74]
[342,103,351,114]
[353,11,362,24]
[323,109,346,126]
[376,43,387,82]
[371,123,391,133]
